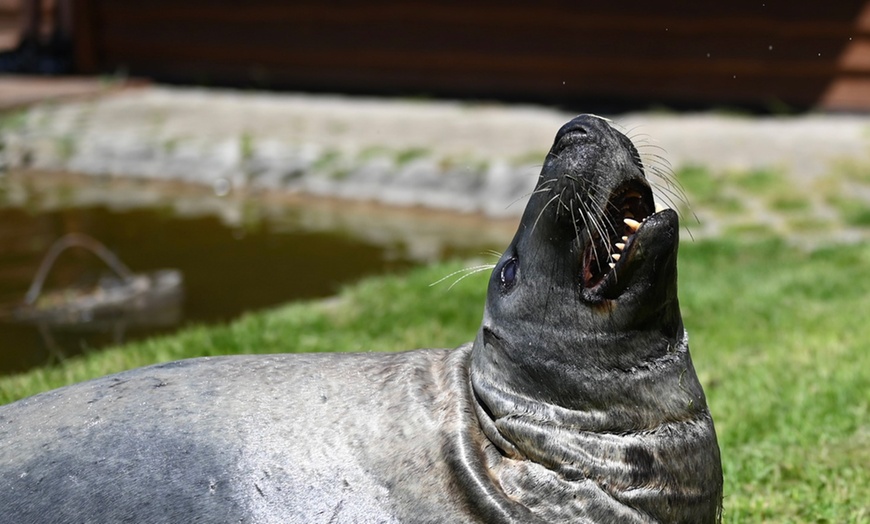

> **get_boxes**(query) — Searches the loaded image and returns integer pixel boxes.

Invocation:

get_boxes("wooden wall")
[72,1,870,111]
[0,0,23,50]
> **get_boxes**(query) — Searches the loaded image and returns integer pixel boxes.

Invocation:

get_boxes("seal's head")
[470,115,722,522]
[474,114,684,409]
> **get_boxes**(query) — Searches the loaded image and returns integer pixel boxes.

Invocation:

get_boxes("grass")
[394,146,430,166]
[674,162,870,243]
[0,238,868,522]
[679,239,869,522]
[829,197,870,227]
[675,165,747,215]
[731,169,788,195]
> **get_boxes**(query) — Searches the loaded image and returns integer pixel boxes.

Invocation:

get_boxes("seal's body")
[0,115,722,523]
[1,349,488,523]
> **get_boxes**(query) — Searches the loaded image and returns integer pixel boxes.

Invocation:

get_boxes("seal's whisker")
[649,168,692,209]
[558,193,572,214]
[640,148,674,165]
[576,197,604,265]
[555,188,568,220]
[506,184,555,210]
[555,167,616,199]
[429,264,496,289]
[481,249,503,259]
[445,266,497,290]
[568,198,583,250]
[648,180,685,207]
[648,165,678,186]
[619,122,642,134]
[683,225,696,242]
[636,143,671,160]
[625,128,661,148]
[642,155,679,183]
[593,207,622,267]
[639,164,702,239]
[643,166,701,240]
[653,188,695,224]
[648,167,699,224]
[631,132,668,150]
[628,131,655,144]
[581,168,622,194]
[583,196,617,249]
[533,176,558,189]
[530,193,562,237]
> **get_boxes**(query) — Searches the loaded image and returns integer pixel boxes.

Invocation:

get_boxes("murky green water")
[0,173,513,375]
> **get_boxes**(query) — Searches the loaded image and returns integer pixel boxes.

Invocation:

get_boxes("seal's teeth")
[608,262,616,269]
[621,236,628,242]
[655,202,667,213]
[611,253,621,261]
[615,242,625,250]
[624,218,641,232]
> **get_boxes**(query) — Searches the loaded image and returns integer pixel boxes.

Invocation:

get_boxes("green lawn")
[1,237,868,523]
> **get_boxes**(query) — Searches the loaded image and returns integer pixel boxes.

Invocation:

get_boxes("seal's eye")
[500,258,518,289]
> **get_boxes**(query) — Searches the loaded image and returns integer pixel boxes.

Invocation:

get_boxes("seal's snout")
[517,114,682,308]
[551,114,611,157]
[505,113,682,314]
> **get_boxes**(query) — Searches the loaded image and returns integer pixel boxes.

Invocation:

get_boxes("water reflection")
[14,233,184,333]
[0,172,513,374]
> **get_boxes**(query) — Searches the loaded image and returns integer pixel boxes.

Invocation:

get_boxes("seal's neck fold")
[471,331,708,450]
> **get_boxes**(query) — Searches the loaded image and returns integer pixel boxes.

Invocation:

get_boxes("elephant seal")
[0,115,722,523]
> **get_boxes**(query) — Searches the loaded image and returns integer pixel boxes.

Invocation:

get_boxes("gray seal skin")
[0,115,722,523]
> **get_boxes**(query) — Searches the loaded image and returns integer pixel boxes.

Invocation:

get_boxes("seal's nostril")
[552,114,614,149]
[553,125,593,155]
[557,124,590,141]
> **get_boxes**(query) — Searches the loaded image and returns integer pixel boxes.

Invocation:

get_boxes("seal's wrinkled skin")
[0,115,722,523]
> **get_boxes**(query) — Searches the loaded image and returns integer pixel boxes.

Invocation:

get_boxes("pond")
[0,172,514,375]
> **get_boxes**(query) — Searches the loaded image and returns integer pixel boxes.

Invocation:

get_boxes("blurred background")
[4,1,870,109]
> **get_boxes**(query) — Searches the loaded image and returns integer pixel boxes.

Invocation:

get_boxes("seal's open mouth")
[581,180,656,291]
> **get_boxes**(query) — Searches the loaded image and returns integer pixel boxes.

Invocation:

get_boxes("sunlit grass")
[679,239,869,522]
[829,197,870,227]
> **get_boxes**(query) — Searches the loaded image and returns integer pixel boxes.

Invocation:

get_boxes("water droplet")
[213,178,231,197]
[706,52,711,58]
[768,45,773,51]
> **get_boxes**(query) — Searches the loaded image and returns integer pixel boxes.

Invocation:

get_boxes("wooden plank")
[71,0,870,109]
[71,0,100,73]
[821,77,870,109]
